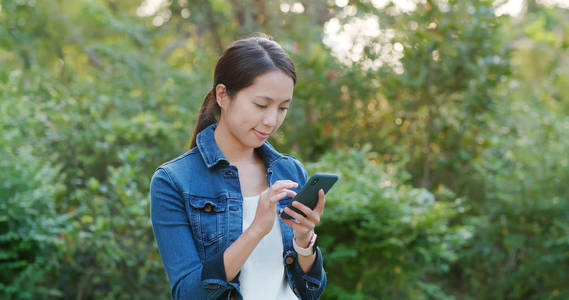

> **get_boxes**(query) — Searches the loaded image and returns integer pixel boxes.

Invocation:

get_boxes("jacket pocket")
[185,193,227,256]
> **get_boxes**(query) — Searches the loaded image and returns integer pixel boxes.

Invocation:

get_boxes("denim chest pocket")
[185,193,227,250]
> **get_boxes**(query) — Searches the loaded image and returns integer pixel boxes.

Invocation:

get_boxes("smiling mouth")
[253,129,270,139]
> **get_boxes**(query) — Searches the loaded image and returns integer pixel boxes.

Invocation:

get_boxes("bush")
[0,91,68,298]
[452,95,569,299]
[0,65,177,298]
[307,146,471,299]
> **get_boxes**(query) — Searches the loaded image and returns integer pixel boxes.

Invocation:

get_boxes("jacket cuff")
[201,251,230,289]
[300,247,324,288]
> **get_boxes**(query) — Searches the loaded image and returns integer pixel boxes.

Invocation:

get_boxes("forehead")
[244,70,294,101]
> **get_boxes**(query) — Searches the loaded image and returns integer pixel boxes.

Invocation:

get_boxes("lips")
[253,129,270,139]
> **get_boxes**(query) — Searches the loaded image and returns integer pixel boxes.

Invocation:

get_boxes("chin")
[240,136,264,149]
[252,140,265,148]
[248,132,269,148]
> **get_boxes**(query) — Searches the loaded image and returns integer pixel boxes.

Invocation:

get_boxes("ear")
[215,84,229,109]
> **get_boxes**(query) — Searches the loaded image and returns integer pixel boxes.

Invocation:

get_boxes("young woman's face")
[219,70,294,149]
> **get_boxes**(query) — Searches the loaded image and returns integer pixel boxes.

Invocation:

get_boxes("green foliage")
[326,0,512,193]
[308,147,470,299]
[454,96,569,299]
[0,89,67,298]
[1,1,199,296]
[1,0,568,299]
[450,7,569,297]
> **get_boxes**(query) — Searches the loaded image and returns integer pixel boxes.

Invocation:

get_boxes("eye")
[279,107,289,111]
[255,103,267,109]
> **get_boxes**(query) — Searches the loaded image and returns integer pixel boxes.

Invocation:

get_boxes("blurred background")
[1,0,568,299]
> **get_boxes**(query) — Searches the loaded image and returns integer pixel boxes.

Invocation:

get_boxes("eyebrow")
[255,95,292,103]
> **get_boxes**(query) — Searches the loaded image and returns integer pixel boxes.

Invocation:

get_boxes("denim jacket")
[150,123,326,300]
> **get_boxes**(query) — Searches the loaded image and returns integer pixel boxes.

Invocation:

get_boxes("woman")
[150,36,327,300]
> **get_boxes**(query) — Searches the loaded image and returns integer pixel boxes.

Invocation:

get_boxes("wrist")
[293,232,317,256]
[295,232,313,247]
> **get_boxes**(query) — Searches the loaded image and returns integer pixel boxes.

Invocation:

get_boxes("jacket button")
[285,256,295,265]
[294,287,299,295]
[203,204,213,212]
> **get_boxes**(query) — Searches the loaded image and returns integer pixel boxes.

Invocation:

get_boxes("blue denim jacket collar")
[196,123,285,168]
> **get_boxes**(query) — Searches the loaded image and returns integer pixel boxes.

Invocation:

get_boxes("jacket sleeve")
[289,158,327,299]
[289,248,327,299]
[150,167,238,300]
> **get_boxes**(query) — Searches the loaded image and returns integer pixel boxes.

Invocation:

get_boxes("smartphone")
[280,173,338,220]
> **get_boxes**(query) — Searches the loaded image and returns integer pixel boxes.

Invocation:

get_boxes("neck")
[214,121,256,165]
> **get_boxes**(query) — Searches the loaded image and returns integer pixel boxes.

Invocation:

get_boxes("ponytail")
[189,88,220,149]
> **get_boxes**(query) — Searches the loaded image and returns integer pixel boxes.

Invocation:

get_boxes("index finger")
[270,180,298,191]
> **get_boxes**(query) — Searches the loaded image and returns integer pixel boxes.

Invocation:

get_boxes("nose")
[262,109,278,127]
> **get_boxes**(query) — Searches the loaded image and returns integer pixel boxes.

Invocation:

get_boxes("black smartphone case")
[280,173,338,220]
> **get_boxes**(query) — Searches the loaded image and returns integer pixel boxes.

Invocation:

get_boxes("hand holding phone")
[280,173,338,220]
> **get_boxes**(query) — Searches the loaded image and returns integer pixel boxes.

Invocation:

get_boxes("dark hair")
[189,35,297,149]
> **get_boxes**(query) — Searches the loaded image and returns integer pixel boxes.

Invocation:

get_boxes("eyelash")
[255,104,289,111]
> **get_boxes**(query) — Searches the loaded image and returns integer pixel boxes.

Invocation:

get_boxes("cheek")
[276,111,288,126]
[228,103,255,123]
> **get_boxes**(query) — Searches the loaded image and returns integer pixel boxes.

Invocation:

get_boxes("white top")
[240,195,298,300]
